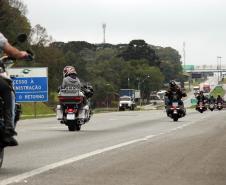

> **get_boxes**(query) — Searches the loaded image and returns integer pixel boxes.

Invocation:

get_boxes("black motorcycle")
[166,93,186,122]
[196,101,207,113]
[216,101,223,110]
[0,98,22,168]
[0,34,33,168]
[208,103,215,111]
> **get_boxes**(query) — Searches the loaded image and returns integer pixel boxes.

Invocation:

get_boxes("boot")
[3,135,18,147]
[3,108,18,147]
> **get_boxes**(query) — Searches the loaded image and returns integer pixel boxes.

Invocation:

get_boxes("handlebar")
[0,50,34,62]
[24,53,33,61]
[22,50,34,61]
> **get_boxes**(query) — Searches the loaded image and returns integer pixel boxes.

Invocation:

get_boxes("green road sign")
[191,98,197,105]
[183,65,195,71]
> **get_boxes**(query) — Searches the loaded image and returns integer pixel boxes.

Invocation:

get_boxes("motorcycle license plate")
[173,110,178,114]
[67,113,75,120]
[172,102,178,107]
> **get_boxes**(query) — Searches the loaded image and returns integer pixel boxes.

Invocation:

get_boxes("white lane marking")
[0,121,200,185]
[108,118,117,121]
[143,135,156,141]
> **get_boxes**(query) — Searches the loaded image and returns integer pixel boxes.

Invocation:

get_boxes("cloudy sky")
[23,0,226,66]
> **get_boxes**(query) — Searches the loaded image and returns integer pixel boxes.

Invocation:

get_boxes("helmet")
[169,80,176,88]
[63,66,77,77]
[200,90,203,94]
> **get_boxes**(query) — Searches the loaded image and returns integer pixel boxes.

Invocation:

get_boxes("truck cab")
[119,95,136,111]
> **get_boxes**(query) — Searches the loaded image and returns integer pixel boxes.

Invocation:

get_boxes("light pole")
[128,77,130,88]
[217,56,222,82]
[138,75,150,108]
[106,83,111,110]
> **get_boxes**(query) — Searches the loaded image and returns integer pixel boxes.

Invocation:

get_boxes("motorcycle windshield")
[172,102,178,107]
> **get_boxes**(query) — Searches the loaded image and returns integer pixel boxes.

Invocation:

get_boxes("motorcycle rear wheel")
[68,121,81,131]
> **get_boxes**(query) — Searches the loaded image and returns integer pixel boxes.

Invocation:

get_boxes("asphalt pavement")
[0,109,226,185]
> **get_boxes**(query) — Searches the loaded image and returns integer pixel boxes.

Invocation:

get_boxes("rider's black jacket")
[196,95,208,103]
[165,86,187,100]
[216,97,224,103]
[208,97,216,104]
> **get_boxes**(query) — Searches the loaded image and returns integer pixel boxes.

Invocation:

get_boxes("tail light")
[58,96,83,102]
[66,108,78,113]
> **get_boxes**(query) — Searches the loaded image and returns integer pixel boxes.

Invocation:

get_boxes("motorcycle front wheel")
[0,147,4,168]
[173,117,178,122]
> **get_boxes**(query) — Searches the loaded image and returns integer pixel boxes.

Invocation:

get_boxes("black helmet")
[200,90,203,94]
[169,80,176,88]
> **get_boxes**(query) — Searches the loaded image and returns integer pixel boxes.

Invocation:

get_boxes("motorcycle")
[196,101,207,113]
[216,101,223,110]
[0,34,33,168]
[208,102,215,111]
[57,87,92,131]
[166,93,186,122]
[0,97,21,168]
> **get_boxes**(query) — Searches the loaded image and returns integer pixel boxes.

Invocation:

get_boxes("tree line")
[0,0,185,107]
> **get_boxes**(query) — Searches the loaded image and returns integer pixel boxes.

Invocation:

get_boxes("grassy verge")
[93,107,119,113]
[21,102,55,118]
[210,85,225,98]
[219,78,226,84]
[20,103,158,120]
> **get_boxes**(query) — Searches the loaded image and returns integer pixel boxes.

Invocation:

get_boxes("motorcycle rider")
[0,32,29,146]
[60,66,94,118]
[196,91,208,104]
[165,80,187,116]
[208,95,216,104]
[61,66,93,98]
[61,66,81,89]
[216,95,224,103]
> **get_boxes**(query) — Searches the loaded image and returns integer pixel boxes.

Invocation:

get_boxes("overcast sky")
[23,0,226,66]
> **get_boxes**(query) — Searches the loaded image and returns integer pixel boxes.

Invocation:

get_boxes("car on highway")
[149,94,164,105]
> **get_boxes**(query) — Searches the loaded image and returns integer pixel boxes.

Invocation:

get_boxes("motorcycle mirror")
[16,33,27,43]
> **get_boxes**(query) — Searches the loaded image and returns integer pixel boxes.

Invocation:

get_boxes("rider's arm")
[3,42,28,59]
[0,33,28,59]
[165,91,169,97]
[182,91,187,97]
[61,78,67,89]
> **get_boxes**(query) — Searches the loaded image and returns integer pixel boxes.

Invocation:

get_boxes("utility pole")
[138,75,150,108]
[183,42,186,71]
[102,23,106,44]
[183,42,190,90]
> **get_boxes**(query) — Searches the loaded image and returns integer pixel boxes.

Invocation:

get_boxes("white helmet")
[63,66,77,77]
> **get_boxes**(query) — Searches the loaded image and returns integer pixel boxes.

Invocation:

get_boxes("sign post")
[8,67,48,118]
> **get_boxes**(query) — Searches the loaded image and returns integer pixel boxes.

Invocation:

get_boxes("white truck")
[118,89,136,111]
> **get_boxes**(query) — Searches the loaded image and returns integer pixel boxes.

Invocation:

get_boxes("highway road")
[1,109,226,185]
